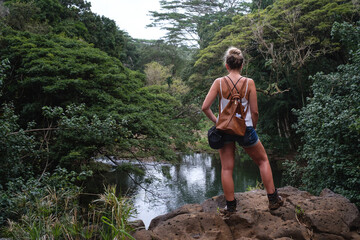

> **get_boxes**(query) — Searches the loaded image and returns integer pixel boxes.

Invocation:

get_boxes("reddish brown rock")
[151,212,232,240]
[131,186,360,240]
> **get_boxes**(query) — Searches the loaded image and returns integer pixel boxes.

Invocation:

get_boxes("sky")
[87,0,167,40]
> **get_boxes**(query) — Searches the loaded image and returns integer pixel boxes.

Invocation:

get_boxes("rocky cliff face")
[131,186,360,240]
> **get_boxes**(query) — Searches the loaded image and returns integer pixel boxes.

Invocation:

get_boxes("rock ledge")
[131,186,360,240]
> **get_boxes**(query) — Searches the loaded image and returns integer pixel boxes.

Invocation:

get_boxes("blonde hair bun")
[224,47,244,70]
[228,47,242,55]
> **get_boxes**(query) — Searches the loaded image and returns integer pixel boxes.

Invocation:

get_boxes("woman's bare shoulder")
[215,77,224,82]
[244,77,255,86]
[212,77,224,86]
[244,76,254,82]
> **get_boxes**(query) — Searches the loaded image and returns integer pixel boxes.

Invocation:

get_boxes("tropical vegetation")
[0,0,359,238]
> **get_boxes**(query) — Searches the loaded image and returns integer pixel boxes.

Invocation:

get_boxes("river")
[85,153,283,229]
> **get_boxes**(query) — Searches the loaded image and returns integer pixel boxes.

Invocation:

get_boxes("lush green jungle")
[0,0,359,238]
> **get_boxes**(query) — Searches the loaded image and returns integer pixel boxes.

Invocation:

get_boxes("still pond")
[86,153,283,229]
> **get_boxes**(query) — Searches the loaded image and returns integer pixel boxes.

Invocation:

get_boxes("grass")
[4,185,136,240]
[246,180,264,191]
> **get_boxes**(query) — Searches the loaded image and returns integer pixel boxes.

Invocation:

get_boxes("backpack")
[216,76,248,136]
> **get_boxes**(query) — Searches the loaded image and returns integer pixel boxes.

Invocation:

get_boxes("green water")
[85,153,283,229]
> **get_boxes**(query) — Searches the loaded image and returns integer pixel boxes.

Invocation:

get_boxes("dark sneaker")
[267,189,284,210]
[219,206,236,219]
[268,195,284,210]
[219,198,237,218]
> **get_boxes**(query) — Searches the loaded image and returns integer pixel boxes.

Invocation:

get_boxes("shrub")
[285,42,360,207]
[1,169,136,240]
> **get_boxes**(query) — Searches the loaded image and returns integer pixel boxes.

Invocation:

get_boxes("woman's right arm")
[202,79,220,124]
[248,79,259,129]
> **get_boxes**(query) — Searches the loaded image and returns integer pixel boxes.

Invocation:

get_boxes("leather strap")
[226,76,242,98]
[224,76,248,99]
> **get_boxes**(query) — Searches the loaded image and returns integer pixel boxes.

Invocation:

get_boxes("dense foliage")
[0,29,196,174]
[1,168,135,239]
[0,104,37,188]
[284,22,360,207]
[0,0,197,231]
[2,0,137,66]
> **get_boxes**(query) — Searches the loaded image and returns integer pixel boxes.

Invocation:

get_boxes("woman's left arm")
[202,79,220,124]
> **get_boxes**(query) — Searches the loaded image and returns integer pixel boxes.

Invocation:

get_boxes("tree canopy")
[0,0,197,189]
[148,0,249,48]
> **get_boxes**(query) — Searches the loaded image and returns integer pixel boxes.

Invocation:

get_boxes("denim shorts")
[222,127,259,148]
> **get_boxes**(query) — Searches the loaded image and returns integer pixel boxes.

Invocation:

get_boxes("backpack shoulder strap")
[225,76,248,99]
[223,77,235,98]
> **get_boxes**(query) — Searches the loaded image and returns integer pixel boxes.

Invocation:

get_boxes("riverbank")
[131,186,360,240]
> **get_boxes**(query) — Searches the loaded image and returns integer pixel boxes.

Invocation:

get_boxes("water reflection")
[85,153,282,229]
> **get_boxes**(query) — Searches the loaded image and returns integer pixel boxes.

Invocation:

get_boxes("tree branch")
[100,152,157,197]
[257,87,290,96]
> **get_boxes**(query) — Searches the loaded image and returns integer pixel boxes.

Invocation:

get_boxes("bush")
[285,43,360,207]
[1,169,136,240]
[0,167,89,227]
[0,103,37,187]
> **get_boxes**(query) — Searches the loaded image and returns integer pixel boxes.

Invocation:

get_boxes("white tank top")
[219,78,253,127]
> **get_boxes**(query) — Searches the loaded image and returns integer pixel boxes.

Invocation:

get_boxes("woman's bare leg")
[219,142,236,201]
[244,141,275,194]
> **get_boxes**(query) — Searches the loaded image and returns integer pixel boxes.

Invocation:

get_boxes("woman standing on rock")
[202,47,283,214]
